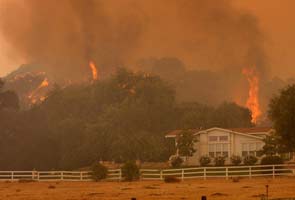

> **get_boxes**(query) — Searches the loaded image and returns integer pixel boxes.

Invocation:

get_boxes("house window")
[219,136,228,142]
[209,144,215,157]
[208,135,230,158]
[209,136,218,142]
[216,143,222,157]
[208,139,229,158]
[241,143,263,157]
[242,144,248,157]
[223,144,229,157]
[209,136,228,142]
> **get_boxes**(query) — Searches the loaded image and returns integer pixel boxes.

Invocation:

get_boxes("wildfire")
[28,78,50,104]
[242,67,262,124]
[38,78,49,89]
[89,61,98,81]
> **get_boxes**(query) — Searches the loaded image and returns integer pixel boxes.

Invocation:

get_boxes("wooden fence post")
[160,170,163,180]
[249,166,252,179]
[266,185,269,200]
[272,165,275,179]
[226,167,228,180]
[80,171,83,181]
[181,169,184,181]
[203,168,206,180]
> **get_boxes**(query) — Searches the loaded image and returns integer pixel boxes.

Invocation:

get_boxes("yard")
[1,177,295,200]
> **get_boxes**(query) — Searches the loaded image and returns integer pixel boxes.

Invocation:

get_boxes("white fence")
[0,169,121,182]
[0,164,294,182]
[141,164,295,180]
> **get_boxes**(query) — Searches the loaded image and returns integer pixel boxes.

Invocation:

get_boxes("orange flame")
[28,78,49,103]
[242,67,262,124]
[89,61,98,81]
[38,78,49,89]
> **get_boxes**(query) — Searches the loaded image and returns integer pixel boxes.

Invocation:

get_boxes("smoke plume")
[0,0,267,79]
[0,0,145,81]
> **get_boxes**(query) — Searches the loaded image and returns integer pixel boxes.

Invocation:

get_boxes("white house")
[166,127,274,165]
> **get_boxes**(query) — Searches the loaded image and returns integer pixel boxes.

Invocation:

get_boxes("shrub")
[214,156,226,166]
[164,176,180,183]
[91,162,108,181]
[199,156,211,166]
[243,155,258,165]
[170,156,183,168]
[231,155,242,166]
[121,161,140,181]
[261,155,284,165]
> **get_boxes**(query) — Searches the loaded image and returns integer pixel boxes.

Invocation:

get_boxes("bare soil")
[0,177,295,200]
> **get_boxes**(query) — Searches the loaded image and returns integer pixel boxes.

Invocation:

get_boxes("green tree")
[213,102,253,128]
[176,102,214,129]
[269,84,295,151]
[176,130,197,163]
[261,133,286,156]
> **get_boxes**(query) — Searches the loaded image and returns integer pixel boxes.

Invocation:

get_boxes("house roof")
[165,129,201,138]
[228,127,273,134]
[165,127,273,139]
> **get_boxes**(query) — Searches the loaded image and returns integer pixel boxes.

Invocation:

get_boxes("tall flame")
[89,61,98,81]
[242,67,262,124]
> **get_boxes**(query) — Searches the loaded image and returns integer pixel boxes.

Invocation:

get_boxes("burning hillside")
[3,66,52,108]
[0,0,287,123]
[4,62,99,109]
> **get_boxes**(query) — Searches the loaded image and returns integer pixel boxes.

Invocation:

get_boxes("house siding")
[185,128,266,165]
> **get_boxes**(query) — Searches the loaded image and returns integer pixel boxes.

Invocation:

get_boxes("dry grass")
[0,177,295,199]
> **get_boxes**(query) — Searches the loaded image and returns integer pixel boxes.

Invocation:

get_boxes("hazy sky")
[234,0,295,79]
[0,0,294,79]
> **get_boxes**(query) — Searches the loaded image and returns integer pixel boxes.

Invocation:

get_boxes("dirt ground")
[0,177,295,200]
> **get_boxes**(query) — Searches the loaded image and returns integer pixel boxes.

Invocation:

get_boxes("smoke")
[0,0,146,81]
[0,0,269,111]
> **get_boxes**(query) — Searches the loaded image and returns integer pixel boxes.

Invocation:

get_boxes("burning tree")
[242,67,262,124]
[89,61,98,81]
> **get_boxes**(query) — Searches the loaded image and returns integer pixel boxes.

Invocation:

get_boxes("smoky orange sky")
[0,0,294,79]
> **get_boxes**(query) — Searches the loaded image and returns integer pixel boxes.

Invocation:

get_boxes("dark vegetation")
[170,156,184,168]
[176,130,197,164]
[268,85,295,152]
[260,156,283,165]
[0,68,257,170]
[199,156,211,167]
[214,156,226,166]
[230,155,242,166]
[243,155,258,166]
[121,161,140,181]
[91,162,108,181]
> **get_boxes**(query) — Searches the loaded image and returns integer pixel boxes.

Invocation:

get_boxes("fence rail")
[0,164,294,182]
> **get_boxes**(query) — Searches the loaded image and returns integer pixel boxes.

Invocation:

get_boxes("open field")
[1,177,295,200]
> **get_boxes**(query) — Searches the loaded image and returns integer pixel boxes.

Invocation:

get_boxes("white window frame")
[241,142,263,157]
[208,135,230,158]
